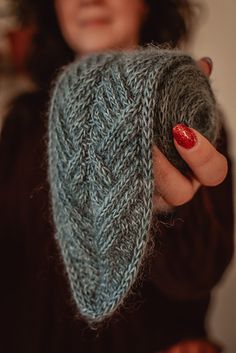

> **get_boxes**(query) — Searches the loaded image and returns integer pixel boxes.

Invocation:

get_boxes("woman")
[0,1,234,352]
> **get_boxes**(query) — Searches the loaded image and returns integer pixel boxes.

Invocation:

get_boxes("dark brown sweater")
[0,90,234,353]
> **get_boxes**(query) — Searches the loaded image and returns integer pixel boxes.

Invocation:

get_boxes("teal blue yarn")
[48,45,221,324]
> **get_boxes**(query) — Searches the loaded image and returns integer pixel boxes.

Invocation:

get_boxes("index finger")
[173,125,228,186]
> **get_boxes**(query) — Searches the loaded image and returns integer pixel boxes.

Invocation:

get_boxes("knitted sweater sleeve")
[149,120,235,300]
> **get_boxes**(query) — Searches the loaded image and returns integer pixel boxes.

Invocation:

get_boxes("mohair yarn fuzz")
[48,45,221,324]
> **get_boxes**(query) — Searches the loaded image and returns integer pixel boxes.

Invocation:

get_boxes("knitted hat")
[48,45,221,324]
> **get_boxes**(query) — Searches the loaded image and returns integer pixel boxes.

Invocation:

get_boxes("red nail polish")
[172,124,197,149]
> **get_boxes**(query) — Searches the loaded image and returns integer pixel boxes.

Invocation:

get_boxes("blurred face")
[54,0,148,56]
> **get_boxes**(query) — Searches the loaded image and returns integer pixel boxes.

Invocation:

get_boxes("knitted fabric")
[48,45,221,324]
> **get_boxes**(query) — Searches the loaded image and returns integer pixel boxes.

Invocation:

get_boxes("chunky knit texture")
[48,45,221,324]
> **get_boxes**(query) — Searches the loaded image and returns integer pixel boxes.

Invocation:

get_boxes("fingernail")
[172,123,197,149]
[202,57,213,75]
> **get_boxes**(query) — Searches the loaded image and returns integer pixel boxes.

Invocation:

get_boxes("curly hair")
[11,0,200,87]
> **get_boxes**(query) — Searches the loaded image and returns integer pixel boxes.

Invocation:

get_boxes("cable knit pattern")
[48,45,221,323]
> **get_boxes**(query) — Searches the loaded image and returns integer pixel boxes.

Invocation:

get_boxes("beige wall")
[189,1,236,351]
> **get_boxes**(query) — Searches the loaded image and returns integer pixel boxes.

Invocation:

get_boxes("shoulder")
[0,90,49,181]
[1,90,48,136]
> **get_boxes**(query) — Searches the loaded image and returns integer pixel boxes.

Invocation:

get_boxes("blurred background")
[0,0,235,351]
[0,0,34,129]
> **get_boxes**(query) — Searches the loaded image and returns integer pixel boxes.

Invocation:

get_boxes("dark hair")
[12,0,200,88]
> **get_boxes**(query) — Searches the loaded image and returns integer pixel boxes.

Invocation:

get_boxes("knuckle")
[208,175,225,186]
[209,170,228,186]
[205,155,228,186]
[168,188,193,207]
[195,148,214,169]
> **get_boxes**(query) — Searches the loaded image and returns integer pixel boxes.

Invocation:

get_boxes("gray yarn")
[48,45,221,324]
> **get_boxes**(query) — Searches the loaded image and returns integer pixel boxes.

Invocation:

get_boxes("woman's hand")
[152,57,228,212]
